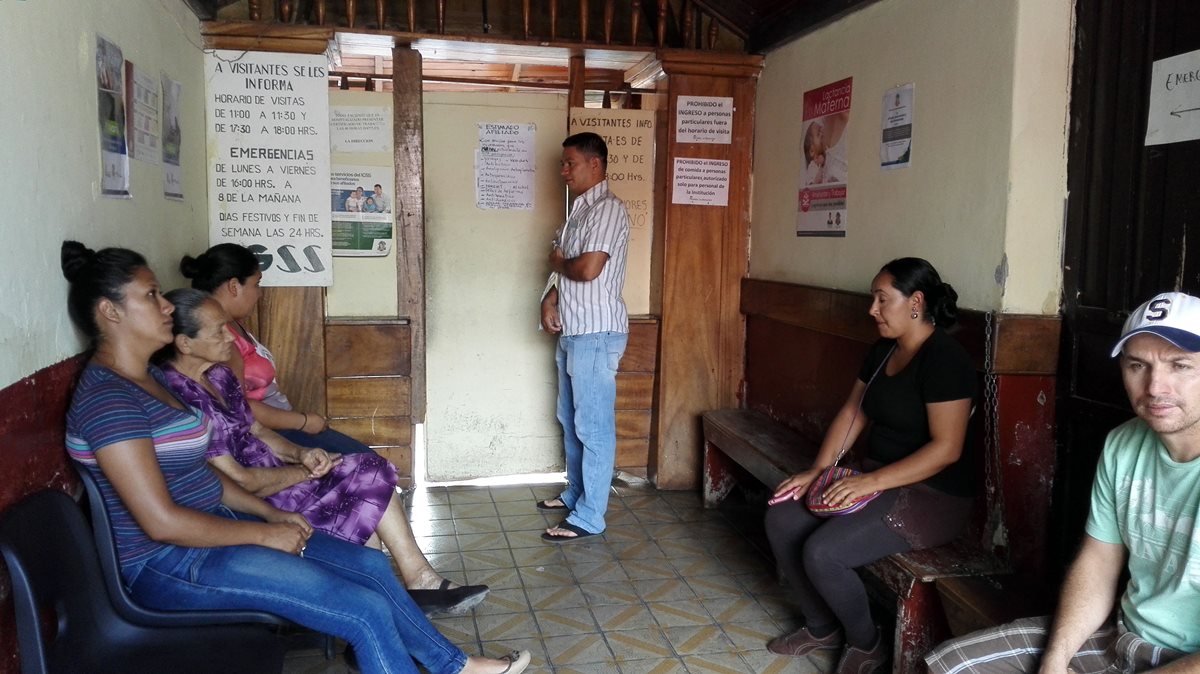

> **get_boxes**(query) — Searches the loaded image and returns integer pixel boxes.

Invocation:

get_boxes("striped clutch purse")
[804,466,881,517]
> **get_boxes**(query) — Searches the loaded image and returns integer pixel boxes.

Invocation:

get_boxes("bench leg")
[891,581,951,674]
[702,443,737,508]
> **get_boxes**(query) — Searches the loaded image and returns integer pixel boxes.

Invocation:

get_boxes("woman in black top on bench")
[765,258,977,674]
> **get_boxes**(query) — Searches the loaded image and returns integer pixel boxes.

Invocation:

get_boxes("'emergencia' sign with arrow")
[1146,48,1200,146]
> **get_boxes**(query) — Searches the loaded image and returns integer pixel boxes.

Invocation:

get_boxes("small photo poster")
[881,83,914,169]
[96,35,130,198]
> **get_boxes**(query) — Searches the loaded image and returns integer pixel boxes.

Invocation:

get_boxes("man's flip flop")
[541,521,602,543]
[536,499,569,510]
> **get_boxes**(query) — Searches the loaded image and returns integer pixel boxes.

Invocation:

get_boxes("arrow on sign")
[1170,106,1200,118]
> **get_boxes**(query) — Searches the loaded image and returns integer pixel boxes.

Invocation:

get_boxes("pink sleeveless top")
[228,324,289,409]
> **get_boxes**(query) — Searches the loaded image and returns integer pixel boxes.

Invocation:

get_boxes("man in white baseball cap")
[924,291,1200,674]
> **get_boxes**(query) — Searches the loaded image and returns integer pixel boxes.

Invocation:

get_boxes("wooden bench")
[703,407,1011,674]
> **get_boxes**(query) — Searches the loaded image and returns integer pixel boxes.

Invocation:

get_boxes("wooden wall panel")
[617,373,654,410]
[653,52,762,490]
[617,409,651,439]
[617,438,650,471]
[325,322,411,377]
[257,287,326,414]
[622,320,659,372]
[326,377,411,417]
[329,416,412,446]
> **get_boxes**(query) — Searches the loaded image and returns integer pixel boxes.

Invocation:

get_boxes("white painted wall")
[750,0,1071,313]
[423,92,568,480]
[0,0,209,388]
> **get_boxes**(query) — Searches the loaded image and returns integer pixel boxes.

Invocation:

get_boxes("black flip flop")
[541,521,602,543]
[536,499,569,510]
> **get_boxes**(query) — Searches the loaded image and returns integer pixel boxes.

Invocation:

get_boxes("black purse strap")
[832,343,896,466]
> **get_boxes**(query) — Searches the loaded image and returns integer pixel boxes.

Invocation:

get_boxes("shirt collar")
[573,179,611,208]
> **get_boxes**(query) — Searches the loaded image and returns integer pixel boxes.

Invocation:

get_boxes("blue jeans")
[555,331,627,534]
[126,511,466,674]
[278,427,376,455]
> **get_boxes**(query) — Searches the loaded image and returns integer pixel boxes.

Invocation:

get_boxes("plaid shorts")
[925,616,1185,674]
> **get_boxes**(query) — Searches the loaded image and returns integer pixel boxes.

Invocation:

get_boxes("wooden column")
[393,47,428,425]
[567,54,586,109]
[652,51,762,490]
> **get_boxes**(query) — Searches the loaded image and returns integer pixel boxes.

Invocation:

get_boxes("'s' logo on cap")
[1146,298,1172,321]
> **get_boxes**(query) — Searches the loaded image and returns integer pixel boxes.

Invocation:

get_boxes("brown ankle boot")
[766,626,844,657]
[834,634,889,674]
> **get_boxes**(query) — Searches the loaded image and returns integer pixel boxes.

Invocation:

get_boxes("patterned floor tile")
[591,603,658,631]
[604,509,642,526]
[739,649,826,674]
[479,635,551,670]
[496,500,540,517]
[680,652,757,673]
[686,574,751,599]
[489,485,538,502]
[756,593,802,621]
[471,566,524,590]
[429,614,478,642]
[446,488,496,505]
[415,534,460,554]
[645,599,714,627]
[606,625,674,661]
[661,624,738,656]
[455,516,505,535]
[526,584,590,610]
[409,490,450,507]
[665,554,729,577]
[426,551,465,575]
[476,610,539,641]
[641,523,697,540]
[604,526,653,543]
[721,620,785,654]
[556,663,621,674]
[617,657,690,673]
[609,540,667,561]
[569,560,630,584]
[735,571,785,596]
[533,606,599,637]
[579,580,641,606]
[409,517,456,537]
[518,564,576,587]
[621,558,679,581]
[458,531,509,551]
[622,494,669,510]
[506,529,552,548]
[511,545,567,567]
[460,548,516,571]
[409,503,452,521]
[472,587,532,615]
[451,502,500,519]
[632,508,684,524]
[543,633,616,666]
[500,514,552,532]
[560,543,617,563]
[701,596,773,624]
[633,578,698,603]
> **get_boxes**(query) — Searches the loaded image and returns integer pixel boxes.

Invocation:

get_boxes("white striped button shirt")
[551,179,630,336]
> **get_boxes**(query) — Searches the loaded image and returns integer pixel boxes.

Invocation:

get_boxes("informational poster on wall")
[671,158,730,206]
[96,35,130,198]
[1145,48,1200,146]
[162,75,184,200]
[330,165,394,256]
[475,122,536,210]
[124,62,161,164]
[330,106,393,154]
[880,83,913,169]
[676,95,733,144]
[204,50,332,286]
[797,77,852,237]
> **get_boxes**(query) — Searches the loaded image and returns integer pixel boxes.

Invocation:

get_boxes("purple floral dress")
[162,364,396,545]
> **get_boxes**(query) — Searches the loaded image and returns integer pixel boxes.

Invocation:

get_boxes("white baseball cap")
[1111,292,1200,357]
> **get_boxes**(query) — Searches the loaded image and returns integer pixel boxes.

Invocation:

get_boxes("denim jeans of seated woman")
[125,509,467,674]
[277,426,377,456]
[555,331,628,534]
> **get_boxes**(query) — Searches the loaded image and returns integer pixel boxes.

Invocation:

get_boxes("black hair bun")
[179,254,202,279]
[61,241,94,283]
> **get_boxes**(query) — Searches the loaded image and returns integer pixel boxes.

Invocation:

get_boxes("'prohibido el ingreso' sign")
[204,50,332,286]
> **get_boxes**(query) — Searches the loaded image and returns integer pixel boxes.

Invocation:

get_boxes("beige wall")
[0,0,209,388]
[423,92,569,480]
[750,0,1070,313]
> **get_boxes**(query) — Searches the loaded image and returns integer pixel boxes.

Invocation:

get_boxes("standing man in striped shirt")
[537,132,630,543]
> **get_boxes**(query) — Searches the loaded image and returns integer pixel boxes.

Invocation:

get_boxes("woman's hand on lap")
[299,447,339,478]
[821,472,880,507]
[259,520,310,555]
[774,469,820,502]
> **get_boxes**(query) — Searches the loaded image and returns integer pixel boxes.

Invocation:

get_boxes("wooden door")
[1056,0,1200,572]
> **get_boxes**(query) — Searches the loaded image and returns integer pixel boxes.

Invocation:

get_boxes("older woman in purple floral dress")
[159,289,488,616]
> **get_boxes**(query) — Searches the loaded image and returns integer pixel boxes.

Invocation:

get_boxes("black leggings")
[765,488,908,648]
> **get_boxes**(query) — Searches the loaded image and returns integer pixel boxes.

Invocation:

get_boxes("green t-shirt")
[1086,417,1200,652]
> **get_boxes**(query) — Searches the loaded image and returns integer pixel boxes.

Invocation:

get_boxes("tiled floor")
[283,478,829,673]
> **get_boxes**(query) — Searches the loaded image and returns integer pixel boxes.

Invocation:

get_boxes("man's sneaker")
[834,634,890,674]
[767,626,844,656]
